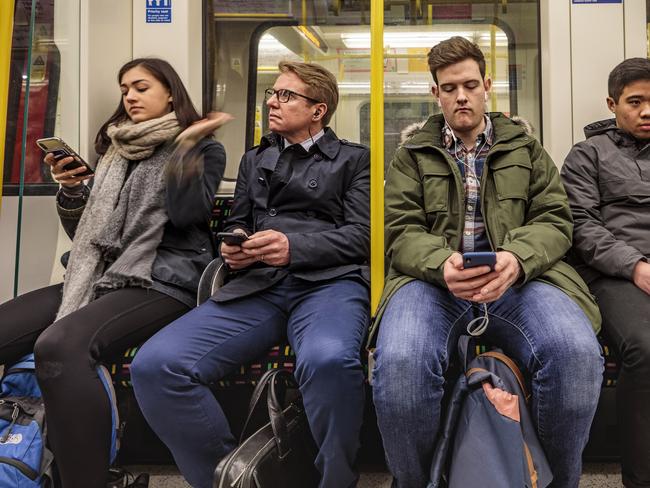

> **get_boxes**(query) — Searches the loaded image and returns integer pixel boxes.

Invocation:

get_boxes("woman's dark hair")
[94,58,201,155]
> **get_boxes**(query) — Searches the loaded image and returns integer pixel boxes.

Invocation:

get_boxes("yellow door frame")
[0,1,15,209]
[370,0,384,315]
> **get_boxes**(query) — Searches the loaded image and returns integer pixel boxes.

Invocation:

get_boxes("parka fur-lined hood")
[399,114,534,145]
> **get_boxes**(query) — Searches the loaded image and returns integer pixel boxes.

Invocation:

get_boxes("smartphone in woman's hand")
[37,137,94,176]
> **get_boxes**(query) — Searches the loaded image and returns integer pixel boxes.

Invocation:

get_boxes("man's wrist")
[633,259,648,277]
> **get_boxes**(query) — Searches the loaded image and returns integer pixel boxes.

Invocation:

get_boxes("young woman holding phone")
[0,57,230,488]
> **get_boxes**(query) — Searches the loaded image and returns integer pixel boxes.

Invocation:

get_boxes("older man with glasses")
[131,61,370,488]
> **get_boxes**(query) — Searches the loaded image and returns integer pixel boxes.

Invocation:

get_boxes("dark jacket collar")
[583,118,648,149]
[257,127,341,160]
[583,118,617,139]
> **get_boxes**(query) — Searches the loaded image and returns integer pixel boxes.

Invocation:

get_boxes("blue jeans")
[131,275,369,488]
[372,280,603,488]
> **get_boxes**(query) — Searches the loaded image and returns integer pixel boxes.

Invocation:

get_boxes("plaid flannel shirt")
[442,116,494,252]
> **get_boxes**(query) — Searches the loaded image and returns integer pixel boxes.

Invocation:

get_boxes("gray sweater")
[561,118,650,284]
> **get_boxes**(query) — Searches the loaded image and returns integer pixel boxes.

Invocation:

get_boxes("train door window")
[356,22,527,171]
[3,0,80,196]
[206,1,541,177]
[360,100,437,173]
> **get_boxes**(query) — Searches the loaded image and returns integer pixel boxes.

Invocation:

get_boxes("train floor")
[125,462,624,487]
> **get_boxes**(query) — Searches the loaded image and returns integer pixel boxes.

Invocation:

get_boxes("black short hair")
[608,57,650,102]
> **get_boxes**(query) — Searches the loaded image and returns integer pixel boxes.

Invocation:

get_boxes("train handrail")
[370,0,385,316]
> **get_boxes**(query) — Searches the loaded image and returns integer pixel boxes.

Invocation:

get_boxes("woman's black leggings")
[0,284,189,488]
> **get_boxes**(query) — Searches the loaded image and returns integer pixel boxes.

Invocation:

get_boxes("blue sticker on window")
[146,0,172,23]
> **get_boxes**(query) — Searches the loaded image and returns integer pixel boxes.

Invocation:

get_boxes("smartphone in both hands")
[462,251,496,271]
[36,137,94,176]
[216,232,249,246]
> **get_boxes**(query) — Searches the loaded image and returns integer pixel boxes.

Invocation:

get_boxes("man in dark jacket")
[561,57,650,488]
[130,61,370,488]
[372,36,602,488]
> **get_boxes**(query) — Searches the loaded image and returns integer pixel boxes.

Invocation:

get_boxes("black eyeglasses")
[264,88,321,104]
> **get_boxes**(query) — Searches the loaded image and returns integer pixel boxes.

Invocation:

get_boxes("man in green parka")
[371,36,603,488]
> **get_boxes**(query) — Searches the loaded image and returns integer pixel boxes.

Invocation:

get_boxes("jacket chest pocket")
[419,157,452,213]
[422,172,450,212]
[490,156,532,201]
[600,177,650,202]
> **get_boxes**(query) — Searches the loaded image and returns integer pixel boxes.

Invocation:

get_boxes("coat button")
[257,177,265,185]
[268,208,278,216]
[314,153,323,161]
[308,179,318,189]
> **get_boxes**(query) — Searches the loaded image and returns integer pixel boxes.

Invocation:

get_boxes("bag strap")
[480,350,531,403]
[428,374,470,487]
[267,369,299,459]
[456,335,476,372]
[4,353,35,375]
[238,368,283,443]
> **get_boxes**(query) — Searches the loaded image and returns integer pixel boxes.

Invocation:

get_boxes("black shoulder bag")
[213,368,319,488]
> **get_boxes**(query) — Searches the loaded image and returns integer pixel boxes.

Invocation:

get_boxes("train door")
[0,0,81,302]
[206,0,542,179]
[0,0,187,302]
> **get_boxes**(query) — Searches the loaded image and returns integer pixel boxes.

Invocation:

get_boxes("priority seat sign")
[146,0,172,23]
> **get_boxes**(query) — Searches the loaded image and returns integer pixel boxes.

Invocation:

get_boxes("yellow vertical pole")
[301,0,309,62]
[490,24,497,112]
[370,0,384,315]
[0,0,15,210]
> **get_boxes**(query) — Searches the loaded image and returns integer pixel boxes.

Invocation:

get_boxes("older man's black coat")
[213,128,370,302]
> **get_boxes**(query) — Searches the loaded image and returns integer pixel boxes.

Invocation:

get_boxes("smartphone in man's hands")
[463,252,496,271]
[36,137,94,176]
[217,232,249,246]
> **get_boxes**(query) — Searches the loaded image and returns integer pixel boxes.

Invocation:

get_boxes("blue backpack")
[0,355,120,487]
[429,337,553,488]
[0,355,53,487]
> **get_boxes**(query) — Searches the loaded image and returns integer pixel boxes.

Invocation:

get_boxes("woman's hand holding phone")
[44,153,94,188]
[38,137,94,188]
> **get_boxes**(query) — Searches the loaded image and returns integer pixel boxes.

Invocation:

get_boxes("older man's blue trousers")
[131,275,369,488]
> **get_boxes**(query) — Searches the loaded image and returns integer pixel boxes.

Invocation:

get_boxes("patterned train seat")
[106,196,621,390]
